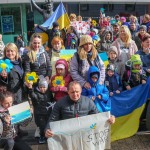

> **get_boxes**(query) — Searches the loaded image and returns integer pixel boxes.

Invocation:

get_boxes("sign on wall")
[1,15,14,33]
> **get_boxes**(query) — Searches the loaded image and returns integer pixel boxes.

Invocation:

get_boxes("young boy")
[82,66,110,112]
[122,54,147,90]
[26,77,54,144]
[108,46,124,79]
[50,59,72,101]
[105,64,122,96]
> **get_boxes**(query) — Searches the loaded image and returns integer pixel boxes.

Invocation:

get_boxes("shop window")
[125,4,135,12]
[0,7,21,35]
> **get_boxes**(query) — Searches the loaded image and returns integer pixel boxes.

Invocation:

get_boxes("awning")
[0,0,149,4]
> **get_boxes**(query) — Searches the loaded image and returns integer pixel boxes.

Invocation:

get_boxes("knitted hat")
[108,46,118,57]
[130,54,142,66]
[56,64,65,69]
[107,64,115,72]
[120,17,126,22]
[38,78,48,88]
[79,35,93,47]
[53,22,59,28]
[91,72,99,79]
[139,25,147,31]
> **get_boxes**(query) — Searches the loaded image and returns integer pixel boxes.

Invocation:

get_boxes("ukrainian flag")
[111,78,150,141]
[41,2,70,30]
[99,52,109,67]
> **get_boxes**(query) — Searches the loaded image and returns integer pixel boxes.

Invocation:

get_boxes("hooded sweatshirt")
[82,66,110,112]
[50,59,72,101]
[98,30,113,53]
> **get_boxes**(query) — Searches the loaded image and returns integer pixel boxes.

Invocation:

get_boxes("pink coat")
[111,38,138,61]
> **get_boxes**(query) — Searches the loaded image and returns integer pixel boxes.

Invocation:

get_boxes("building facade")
[0,1,149,44]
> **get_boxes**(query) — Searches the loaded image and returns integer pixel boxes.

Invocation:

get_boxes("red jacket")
[50,59,72,101]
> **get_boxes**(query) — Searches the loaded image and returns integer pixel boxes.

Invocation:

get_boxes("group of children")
[0,44,148,148]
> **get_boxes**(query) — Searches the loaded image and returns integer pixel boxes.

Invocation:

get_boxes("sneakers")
[34,127,40,138]
[39,136,46,144]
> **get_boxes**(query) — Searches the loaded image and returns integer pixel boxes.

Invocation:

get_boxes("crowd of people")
[0,12,150,150]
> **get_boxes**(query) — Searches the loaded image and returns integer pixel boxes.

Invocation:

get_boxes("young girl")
[50,59,72,101]
[50,37,64,76]
[0,91,32,150]
[0,91,16,150]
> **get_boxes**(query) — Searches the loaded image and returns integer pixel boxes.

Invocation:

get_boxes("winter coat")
[0,106,16,139]
[133,32,150,50]
[98,30,113,53]
[108,59,125,79]
[81,66,109,112]
[105,73,122,93]
[38,25,61,49]
[45,95,99,130]
[136,50,150,76]
[70,52,105,87]
[111,38,138,61]
[122,69,147,89]
[65,33,78,49]
[28,87,53,115]
[50,59,72,101]
[23,48,52,78]
[0,59,24,104]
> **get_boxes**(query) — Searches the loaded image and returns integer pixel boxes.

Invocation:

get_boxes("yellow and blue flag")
[111,78,150,141]
[41,2,70,30]
[99,52,109,67]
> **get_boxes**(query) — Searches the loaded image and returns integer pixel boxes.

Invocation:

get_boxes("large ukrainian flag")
[39,2,70,44]
[41,2,70,30]
[111,78,150,141]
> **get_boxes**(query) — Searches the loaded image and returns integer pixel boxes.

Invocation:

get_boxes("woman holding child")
[70,34,105,89]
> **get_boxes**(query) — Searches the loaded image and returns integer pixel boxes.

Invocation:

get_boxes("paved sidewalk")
[23,120,150,150]
[6,118,149,150]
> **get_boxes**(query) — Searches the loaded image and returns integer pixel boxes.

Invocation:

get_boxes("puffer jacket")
[50,59,72,101]
[82,66,110,112]
[28,87,53,115]
[45,95,99,130]
[105,73,123,93]
[23,47,52,77]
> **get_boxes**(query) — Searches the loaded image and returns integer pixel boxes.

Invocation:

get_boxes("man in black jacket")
[45,81,115,138]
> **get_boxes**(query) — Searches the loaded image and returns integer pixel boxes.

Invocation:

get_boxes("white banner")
[48,112,111,150]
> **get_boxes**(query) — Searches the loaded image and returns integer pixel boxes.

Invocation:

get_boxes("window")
[0,7,21,35]
[103,4,114,12]
[80,4,89,11]
[125,4,135,12]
